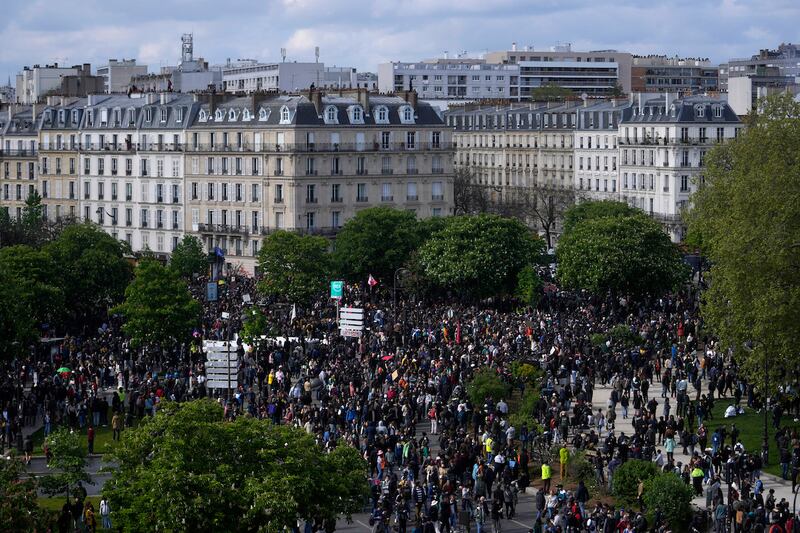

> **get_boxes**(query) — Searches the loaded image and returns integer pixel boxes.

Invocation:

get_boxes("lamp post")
[393,268,410,347]
[744,340,769,465]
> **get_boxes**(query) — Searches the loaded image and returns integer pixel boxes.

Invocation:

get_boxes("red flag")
[456,323,462,344]
[367,274,378,287]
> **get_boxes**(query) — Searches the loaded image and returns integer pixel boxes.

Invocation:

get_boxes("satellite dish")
[581,92,588,100]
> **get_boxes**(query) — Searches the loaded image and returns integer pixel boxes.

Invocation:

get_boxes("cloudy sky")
[1,0,798,84]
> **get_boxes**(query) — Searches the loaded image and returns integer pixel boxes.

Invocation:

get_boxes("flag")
[367,274,378,287]
[456,323,462,344]
[290,304,297,322]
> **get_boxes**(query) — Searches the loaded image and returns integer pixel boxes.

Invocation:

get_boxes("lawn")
[31,419,137,456]
[708,401,800,477]
[38,496,110,530]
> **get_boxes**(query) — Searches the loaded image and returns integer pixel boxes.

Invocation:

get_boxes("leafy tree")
[103,399,368,533]
[643,473,694,530]
[687,94,800,378]
[530,83,572,101]
[557,214,688,296]
[240,306,270,347]
[257,231,330,303]
[112,259,201,348]
[611,459,659,503]
[562,200,641,235]
[332,207,422,281]
[44,223,132,327]
[418,214,545,298]
[170,235,208,279]
[515,265,544,306]
[0,245,65,327]
[0,267,38,361]
[39,428,92,504]
[466,368,511,406]
[0,455,50,532]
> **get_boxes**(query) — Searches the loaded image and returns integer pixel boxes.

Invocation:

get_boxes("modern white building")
[128,34,223,93]
[378,59,516,99]
[16,64,82,104]
[618,94,741,240]
[97,59,148,94]
[222,61,360,93]
[574,100,629,200]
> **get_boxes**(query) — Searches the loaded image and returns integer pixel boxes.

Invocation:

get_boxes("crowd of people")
[3,269,800,533]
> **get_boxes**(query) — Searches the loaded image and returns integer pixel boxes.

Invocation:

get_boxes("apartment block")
[0,105,41,218]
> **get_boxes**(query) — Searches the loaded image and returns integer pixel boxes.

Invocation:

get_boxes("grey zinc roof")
[1,107,42,136]
[620,96,740,124]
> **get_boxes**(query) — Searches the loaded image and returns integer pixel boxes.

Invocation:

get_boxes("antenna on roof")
[315,47,320,63]
[280,48,287,63]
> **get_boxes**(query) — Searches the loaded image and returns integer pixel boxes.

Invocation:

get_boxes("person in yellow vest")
[559,445,569,480]
[691,465,704,496]
[485,436,494,461]
[541,461,552,493]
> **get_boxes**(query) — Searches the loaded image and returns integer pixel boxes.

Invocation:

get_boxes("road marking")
[355,519,372,531]
[511,519,530,529]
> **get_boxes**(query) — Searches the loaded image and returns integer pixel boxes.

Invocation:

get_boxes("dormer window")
[199,110,208,122]
[100,108,108,125]
[176,108,184,123]
[86,110,93,125]
[145,108,152,122]
[215,109,224,121]
[228,108,237,121]
[128,108,136,126]
[713,105,723,118]
[351,105,364,123]
[402,106,414,123]
[279,106,291,124]
[58,110,65,123]
[258,108,269,121]
[374,105,389,124]
[670,105,676,117]
[160,108,168,123]
[112,108,121,125]
[242,109,251,121]
[72,110,80,124]
[695,105,705,118]
[324,105,338,124]
[45,110,53,124]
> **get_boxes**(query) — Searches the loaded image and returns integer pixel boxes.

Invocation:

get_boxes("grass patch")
[38,496,110,530]
[708,401,800,477]
[31,418,137,456]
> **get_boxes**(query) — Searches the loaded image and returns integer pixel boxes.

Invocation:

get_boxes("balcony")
[198,223,250,236]
[274,197,284,204]
[406,169,419,175]
[381,169,394,175]
[0,149,38,157]
[356,169,368,176]
[260,226,339,237]
[406,195,419,202]
[356,196,369,203]
[432,195,444,201]
[330,197,343,203]
[305,169,318,176]
[381,196,394,202]
[431,168,445,174]
[305,197,318,204]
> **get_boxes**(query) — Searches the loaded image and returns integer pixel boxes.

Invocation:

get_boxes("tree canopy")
[562,200,641,234]
[332,207,422,281]
[257,231,330,304]
[170,235,208,279]
[112,258,201,348]
[687,93,800,377]
[417,214,545,298]
[557,213,688,296]
[103,400,368,533]
[0,245,65,327]
[43,223,132,326]
[39,428,92,502]
[0,266,39,361]
[0,455,50,531]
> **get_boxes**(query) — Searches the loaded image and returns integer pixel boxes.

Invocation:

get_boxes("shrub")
[510,362,542,386]
[590,333,607,347]
[515,265,543,306]
[611,459,659,503]
[609,324,643,348]
[466,368,511,407]
[643,473,694,531]
[569,451,597,491]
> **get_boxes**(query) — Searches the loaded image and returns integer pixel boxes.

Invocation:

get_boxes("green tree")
[687,94,800,378]
[257,231,330,303]
[562,200,641,235]
[332,207,422,281]
[418,214,545,298]
[0,245,65,327]
[557,214,688,296]
[466,368,511,406]
[643,473,694,530]
[0,455,50,532]
[240,306,270,347]
[530,83,572,101]
[44,223,132,326]
[0,267,37,361]
[611,459,659,503]
[170,235,208,279]
[515,265,544,306]
[39,428,92,504]
[103,399,368,533]
[113,259,201,348]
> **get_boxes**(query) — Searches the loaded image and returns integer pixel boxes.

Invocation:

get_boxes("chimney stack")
[357,88,370,113]
[401,89,416,109]
[209,90,218,116]
[309,87,323,115]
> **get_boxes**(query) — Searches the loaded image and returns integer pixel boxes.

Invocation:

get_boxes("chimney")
[146,93,157,105]
[357,88,370,113]
[32,103,37,122]
[401,89,415,109]
[512,42,517,52]
[309,87,323,115]
[209,91,218,116]
[87,94,94,106]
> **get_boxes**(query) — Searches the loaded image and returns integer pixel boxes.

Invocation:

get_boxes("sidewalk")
[590,382,797,508]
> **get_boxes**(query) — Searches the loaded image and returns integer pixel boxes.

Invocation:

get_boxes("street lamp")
[743,340,769,465]
[95,207,115,226]
[393,268,410,346]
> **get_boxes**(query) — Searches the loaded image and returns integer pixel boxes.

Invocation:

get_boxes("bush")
[643,473,694,531]
[569,451,597,491]
[511,362,542,386]
[466,368,511,406]
[508,391,542,434]
[590,333,607,347]
[611,459,659,503]
[608,324,643,348]
[515,265,543,306]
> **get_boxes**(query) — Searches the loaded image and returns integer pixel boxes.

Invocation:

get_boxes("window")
[375,106,388,124]
[356,183,367,202]
[382,156,392,174]
[251,157,259,176]
[160,108,168,122]
[305,212,315,229]
[274,184,283,203]
[324,106,337,124]
[191,182,198,200]
[406,156,417,174]
[431,131,441,149]
[680,175,689,192]
[401,106,414,123]
[251,211,259,232]
[432,181,443,201]
[381,132,391,149]
[381,183,392,202]
[141,209,149,227]
[330,183,341,203]
[407,182,418,201]
[221,183,228,201]
[351,106,363,123]
[251,184,259,202]
[714,105,723,118]
[306,184,317,203]
[126,183,133,201]
[406,131,416,149]
[207,183,214,200]
[696,105,705,118]
[331,211,341,228]
[280,106,291,124]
